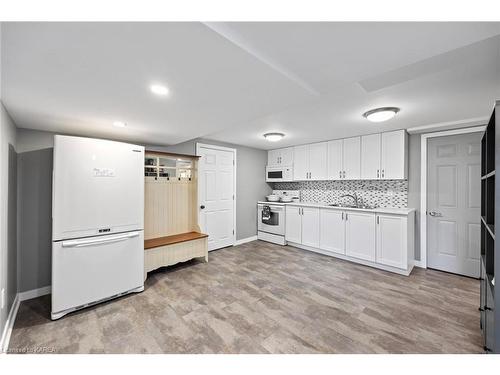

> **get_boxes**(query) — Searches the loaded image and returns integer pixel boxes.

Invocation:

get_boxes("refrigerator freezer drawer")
[52,135,145,240]
[51,231,144,318]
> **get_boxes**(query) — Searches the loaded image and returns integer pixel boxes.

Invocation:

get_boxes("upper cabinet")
[381,130,408,179]
[361,130,408,180]
[293,142,328,181]
[269,129,408,181]
[327,137,361,180]
[267,147,294,167]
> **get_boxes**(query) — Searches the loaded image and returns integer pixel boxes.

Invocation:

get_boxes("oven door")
[258,205,285,235]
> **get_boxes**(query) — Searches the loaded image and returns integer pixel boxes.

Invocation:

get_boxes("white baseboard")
[413,260,426,268]
[18,285,51,302]
[234,236,258,246]
[0,294,20,353]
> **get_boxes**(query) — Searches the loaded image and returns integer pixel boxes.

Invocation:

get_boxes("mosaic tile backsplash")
[274,180,408,208]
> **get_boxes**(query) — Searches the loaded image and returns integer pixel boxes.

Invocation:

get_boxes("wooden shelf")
[145,231,208,250]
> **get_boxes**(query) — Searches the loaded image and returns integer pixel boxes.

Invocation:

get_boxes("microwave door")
[267,170,283,182]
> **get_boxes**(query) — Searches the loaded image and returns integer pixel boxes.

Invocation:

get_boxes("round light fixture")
[363,107,400,122]
[113,121,126,128]
[263,132,285,142]
[150,84,169,96]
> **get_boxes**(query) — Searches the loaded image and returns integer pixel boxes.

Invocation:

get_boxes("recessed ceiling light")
[363,107,400,122]
[150,84,169,96]
[264,132,285,142]
[113,121,126,128]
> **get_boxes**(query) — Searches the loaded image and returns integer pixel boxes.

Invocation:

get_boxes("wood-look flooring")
[8,240,482,354]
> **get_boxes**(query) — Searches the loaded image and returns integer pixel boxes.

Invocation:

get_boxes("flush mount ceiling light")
[363,107,400,122]
[113,121,126,128]
[263,132,285,142]
[150,83,169,96]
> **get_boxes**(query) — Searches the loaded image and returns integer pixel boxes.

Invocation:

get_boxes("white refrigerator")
[51,135,145,320]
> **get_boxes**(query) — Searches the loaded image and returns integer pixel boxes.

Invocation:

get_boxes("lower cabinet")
[286,205,415,275]
[319,209,345,254]
[345,211,376,261]
[285,206,320,247]
[376,214,407,268]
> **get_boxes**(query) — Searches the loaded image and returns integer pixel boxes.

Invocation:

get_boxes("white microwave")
[266,166,293,182]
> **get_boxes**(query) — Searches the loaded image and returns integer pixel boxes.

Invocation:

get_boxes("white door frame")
[418,126,486,269]
[196,142,237,247]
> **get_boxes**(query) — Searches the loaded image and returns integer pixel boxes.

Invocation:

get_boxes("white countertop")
[258,200,415,215]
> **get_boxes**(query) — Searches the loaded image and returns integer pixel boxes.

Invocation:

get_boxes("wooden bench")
[144,231,208,278]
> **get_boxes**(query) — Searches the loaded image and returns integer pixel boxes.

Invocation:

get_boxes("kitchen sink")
[328,203,375,209]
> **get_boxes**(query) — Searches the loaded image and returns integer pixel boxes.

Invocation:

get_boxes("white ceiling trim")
[203,22,320,96]
[406,116,488,134]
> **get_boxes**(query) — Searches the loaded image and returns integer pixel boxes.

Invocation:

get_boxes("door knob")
[428,211,442,217]
[200,205,205,209]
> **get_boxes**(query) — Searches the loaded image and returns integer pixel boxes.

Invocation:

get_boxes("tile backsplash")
[274,180,408,208]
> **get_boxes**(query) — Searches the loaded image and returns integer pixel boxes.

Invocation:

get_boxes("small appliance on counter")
[257,190,300,245]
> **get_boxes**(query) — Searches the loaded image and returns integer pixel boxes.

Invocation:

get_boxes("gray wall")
[14,129,271,292]
[17,148,53,292]
[0,101,18,340]
[407,134,421,261]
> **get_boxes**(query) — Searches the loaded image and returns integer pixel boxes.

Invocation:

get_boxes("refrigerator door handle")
[62,231,141,248]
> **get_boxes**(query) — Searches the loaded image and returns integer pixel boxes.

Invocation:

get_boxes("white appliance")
[257,190,299,245]
[257,203,286,245]
[51,135,145,320]
[265,165,293,182]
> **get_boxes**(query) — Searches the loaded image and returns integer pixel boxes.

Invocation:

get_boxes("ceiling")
[2,22,500,149]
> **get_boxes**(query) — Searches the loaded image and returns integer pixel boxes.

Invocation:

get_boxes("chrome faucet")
[340,193,358,207]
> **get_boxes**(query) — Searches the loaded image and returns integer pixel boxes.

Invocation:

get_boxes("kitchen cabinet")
[285,206,320,247]
[287,204,415,275]
[381,130,408,179]
[345,211,376,261]
[361,133,381,179]
[376,214,407,268]
[301,207,320,247]
[327,137,360,180]
[293,142,328,181]
[267,147,294,167]
[342,137,361,180]
[285,206,302,244]
[319,209,345,254]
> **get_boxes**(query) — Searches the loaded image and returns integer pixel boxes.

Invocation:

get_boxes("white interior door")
[197,144,235,251]
[427,133,481,277]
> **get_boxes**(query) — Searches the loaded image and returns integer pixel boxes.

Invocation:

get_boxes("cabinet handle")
[382,169,385,178]
[345,213,348,221]
[377,169,379,178]
[377,216,379,224]
[339,171,342,178]
[342,212,344,220]
[343,171,346,178]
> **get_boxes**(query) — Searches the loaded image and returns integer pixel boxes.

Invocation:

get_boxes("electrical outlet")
[1,288,5,310]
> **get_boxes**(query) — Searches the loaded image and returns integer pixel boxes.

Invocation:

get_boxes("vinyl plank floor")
[8,241,483,354]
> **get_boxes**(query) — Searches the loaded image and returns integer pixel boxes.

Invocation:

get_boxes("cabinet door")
[268,149,280,166]
[376,214,407,268]
[301,207,320,247]
[361,133,381,180]
[280,147,294,166]
[285,206,302,244]
[327,139,343,180]
[345,211,376,261]
[308,142,328,180]
[320,209,345,254]
[342,137,361,180]
[381,130,407,179]
[293,145,309,181]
